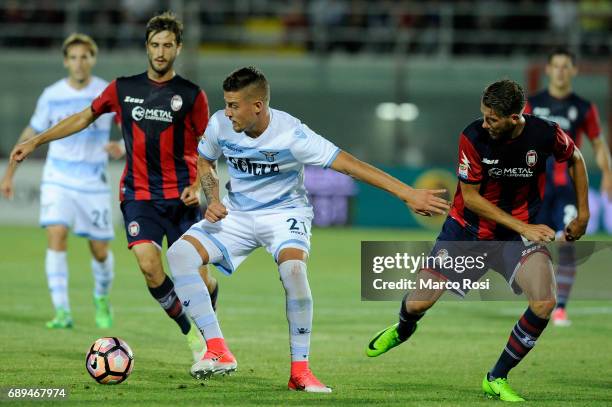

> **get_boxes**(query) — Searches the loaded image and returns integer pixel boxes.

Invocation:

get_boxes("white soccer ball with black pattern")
[86,337,134,384]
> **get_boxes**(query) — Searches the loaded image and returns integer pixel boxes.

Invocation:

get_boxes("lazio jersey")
[30,76,114,191]
[198,108,340,211]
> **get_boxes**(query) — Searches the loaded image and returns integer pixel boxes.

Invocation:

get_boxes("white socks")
[92,251,114,298]
[279,260,313,362]
[167,239,224,340]
[45,249,70,312]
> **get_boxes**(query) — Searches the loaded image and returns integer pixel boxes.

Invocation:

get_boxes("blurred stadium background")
[0,0,610,231]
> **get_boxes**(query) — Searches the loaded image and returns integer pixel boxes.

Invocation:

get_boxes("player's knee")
[529,298,557,318]
[47,226,68,251]
[136,256,162,281]
[90,245,109,262]
[167,239,204,276]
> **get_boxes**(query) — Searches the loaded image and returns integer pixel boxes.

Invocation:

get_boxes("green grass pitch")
[1,226,611,406]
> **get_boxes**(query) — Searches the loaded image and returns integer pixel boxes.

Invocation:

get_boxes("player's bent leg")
[553,242,576,326]
[367,269,445,357]
[485,252,554,402]
[89,240,114,328]
[276,248,331,393]
[167,237,236,379]
[45,225,72,329]
[198,265,219,311]
[132,242,195,338]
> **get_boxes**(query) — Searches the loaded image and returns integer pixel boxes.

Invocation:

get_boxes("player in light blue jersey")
[166,66,450,391]
[1,34,123,329]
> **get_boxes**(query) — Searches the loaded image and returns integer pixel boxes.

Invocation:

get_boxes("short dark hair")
[223,66,270,102]
[547,46,576,65]
[482,79,526,117]
[145,12,183,44]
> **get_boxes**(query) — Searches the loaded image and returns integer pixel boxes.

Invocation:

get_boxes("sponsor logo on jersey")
[131,106,173,123]
[488,167,534,178]
[128,221,140,237]
[227,156,280,176]
[224,144,243,153]
[260,151,279,162]
[171,95,183,111]
[482,158,499,164]
[124,96,144,104]
[526,150,538,167]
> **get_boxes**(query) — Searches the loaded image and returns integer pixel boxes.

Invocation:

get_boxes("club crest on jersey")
[260,151,279,162]
[526,150,537,167]
[171,95,183,111]
[128,221,140,237]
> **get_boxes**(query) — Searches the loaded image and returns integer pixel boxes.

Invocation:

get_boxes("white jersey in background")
[198,108,340,211]
[30,76,114,191]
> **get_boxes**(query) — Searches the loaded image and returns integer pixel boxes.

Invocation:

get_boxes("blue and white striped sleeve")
[291,123,340,168]
[29,89,51,133]
[197,114,222,161]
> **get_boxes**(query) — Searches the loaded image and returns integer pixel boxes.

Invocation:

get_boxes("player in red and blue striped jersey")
[367,80,590,402]
[525,47,612,326]
[10,12,217,363]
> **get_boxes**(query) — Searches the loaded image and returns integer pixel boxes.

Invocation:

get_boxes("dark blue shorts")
[536,180,576,232]
[120,199,202,249]
[427,217,549,296]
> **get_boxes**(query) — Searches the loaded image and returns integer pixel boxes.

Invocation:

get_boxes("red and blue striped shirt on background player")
[449,115,575,240]
[91,72,209,201]
[525,91,600,187]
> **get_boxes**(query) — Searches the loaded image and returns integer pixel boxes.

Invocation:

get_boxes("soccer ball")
[86,337,134,384]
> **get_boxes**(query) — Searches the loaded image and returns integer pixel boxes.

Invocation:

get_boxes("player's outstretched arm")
[10,107,97,163]
[591,137,612,200]
[329,150,450,216]
[197,156,227,223]
[566,147,590,241]
[460,181,555,243]
[1,126,37,199]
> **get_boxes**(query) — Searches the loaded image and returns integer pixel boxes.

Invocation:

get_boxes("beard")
[488,123,515,142]
[148,55,174,76]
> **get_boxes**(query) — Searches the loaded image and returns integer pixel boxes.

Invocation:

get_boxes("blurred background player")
[1,33,121,329]
[9,12,216,363]
[525,47,612,326]
[366,80,589,402]
[166,66,450,392]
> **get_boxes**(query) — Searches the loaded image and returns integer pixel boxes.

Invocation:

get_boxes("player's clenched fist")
[10,139,36,163]
[205,201,228,223]
[180,184,201,207]
[404,189,450,217]
[0,176,14,199]
[564,216,588,241]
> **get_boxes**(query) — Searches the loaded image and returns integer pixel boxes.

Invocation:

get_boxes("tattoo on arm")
[200,172,219,203]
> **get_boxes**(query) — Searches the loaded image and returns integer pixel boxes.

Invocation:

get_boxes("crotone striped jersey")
[91,72,209,200]
[449,114,575,240]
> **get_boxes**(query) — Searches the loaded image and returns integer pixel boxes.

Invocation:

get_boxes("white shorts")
[184,207,313,275]
[39,183,115,241]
